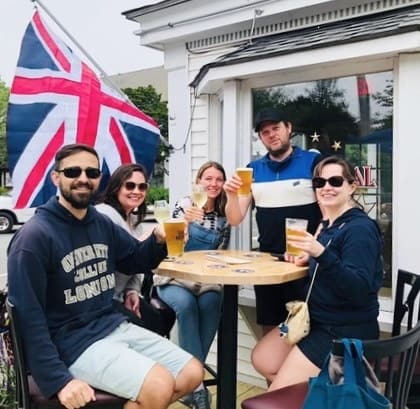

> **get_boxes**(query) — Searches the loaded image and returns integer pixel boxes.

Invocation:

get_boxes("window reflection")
[252,71,393,288]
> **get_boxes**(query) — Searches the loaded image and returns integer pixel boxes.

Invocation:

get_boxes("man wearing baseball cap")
[224,106,321,342]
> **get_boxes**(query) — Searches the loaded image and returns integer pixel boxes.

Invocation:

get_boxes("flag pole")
[31,0,171,148]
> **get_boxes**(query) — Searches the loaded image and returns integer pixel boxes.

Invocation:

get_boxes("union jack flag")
[6,11,160,208]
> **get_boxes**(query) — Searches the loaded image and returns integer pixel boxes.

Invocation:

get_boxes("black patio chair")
[391,269,420,408]
[6,299,125,409]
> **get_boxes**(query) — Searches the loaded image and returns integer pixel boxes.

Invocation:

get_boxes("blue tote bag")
[302,338,390,409]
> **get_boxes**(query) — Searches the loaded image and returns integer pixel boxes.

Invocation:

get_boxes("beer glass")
[163,219,185,259]
[285,218,308,256]
[236,168,253,195]
[191,183,207,208]
[153,200,170,225]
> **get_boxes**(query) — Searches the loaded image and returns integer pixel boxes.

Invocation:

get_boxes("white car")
[0,194,36,233]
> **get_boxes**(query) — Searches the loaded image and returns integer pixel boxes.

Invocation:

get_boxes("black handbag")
[140,273,176,338]
[115,274,175,338]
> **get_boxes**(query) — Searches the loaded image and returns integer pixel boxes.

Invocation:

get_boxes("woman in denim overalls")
[156,161,230,409]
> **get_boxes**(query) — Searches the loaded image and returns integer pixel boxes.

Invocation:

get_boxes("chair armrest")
[241,382,308,409]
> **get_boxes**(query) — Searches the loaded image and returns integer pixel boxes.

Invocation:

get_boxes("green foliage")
[372,79,393,130]
[0,79,9,168]
[253,79,358,155]
[122,85,170,183]
[146,185,169,205]
[0,355,15,408]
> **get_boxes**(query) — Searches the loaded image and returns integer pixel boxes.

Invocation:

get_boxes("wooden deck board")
[169,381,265,409]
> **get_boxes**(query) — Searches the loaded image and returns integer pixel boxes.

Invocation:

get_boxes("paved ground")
[0,229,15,290]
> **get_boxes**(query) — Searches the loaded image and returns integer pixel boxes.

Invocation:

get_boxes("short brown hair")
[54,144,100,170]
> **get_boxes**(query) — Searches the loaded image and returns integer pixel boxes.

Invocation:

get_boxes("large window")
[251,71,393,289]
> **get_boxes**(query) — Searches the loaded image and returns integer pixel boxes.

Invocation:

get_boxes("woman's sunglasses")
[56,167,101,179]
[123,181,149,192]
[312,176,346,189]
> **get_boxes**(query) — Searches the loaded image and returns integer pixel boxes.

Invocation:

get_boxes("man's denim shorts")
[69,321,193,400]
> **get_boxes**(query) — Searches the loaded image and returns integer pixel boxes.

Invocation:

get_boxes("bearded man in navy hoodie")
[7,144,203,409]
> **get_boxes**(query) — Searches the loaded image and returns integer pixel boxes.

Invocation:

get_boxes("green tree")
[123,85,170,184]
[253,80,358,155]
[0,79,9,168]
[253,87,290,114]
[371,79,393,130]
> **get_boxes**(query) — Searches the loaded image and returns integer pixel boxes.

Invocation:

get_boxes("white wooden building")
[123,0,420,386]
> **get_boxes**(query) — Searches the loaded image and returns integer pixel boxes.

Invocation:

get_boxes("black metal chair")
[332,321,420,409]
[241,269,420,409]
[6,299,125,409]
[391,269,420,408]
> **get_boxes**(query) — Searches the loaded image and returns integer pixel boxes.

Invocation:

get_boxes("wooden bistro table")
[157,250,308,409]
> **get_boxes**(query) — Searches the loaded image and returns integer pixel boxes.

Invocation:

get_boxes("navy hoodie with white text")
[7,197,167,398]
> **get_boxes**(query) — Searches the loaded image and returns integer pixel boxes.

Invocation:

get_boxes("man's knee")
[177,357,204,390]
[136,364,175,405]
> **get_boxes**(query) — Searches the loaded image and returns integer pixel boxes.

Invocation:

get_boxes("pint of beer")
[163,219,185,257]
[237,168,253,196]
[285,218,308,256]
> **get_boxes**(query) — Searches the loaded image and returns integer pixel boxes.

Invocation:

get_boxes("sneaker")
[191,388,211,409]
[179,393,193,408]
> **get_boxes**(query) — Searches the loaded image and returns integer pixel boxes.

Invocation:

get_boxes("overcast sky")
[0,0,163,86]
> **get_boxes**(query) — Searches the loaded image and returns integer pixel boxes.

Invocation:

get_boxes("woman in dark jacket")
[251,156,383,391]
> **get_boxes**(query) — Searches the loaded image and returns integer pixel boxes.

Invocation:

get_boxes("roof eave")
[194,31,420,95]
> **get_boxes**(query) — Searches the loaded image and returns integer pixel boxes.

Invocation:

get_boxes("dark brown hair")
[54,144,100,170]
[195,160,227,216]
[99,163,148,227]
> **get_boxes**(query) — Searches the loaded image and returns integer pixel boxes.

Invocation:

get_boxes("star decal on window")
[310,131,320,142]
[331,140,342,151]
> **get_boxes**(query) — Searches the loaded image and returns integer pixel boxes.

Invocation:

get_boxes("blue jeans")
[157,285,222,363]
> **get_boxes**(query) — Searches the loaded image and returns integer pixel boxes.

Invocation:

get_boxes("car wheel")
[0,212,13,234]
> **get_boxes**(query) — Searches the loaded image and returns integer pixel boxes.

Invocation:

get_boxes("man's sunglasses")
[56,167,102,179]
[123,181,149,192]
[312,176,346,189]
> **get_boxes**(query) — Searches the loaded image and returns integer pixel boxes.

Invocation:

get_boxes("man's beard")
[267,140,291,158]
[60,182,95,209]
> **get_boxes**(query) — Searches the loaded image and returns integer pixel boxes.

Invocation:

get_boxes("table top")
[157,250,308,285]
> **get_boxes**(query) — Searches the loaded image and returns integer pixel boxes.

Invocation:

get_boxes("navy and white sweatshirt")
[7,197,167,398]
[249,147,322,253]
[307,207,383,326]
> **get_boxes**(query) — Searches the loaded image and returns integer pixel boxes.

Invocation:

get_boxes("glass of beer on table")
[163,218,186,261]
[285,218,308,256]
[236,167,253,196]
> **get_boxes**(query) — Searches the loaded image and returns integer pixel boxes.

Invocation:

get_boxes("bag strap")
[343,338,369,390]
[304,222,346,304]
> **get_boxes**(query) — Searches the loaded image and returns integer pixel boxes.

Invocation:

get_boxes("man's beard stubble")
[267,140,292,159]
[60,182,96,209]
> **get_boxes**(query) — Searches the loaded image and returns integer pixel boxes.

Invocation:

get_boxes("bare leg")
[268,346,319,391]
[123,358,203,409]
[262,323,278,384]
[170,357,204,402]
[124,364,174,409]
[252,327,293,383]
[252,328,320,391]
[261,324,276,336]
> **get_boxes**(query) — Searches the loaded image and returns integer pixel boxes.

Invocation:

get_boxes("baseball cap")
[254,108,285,132]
